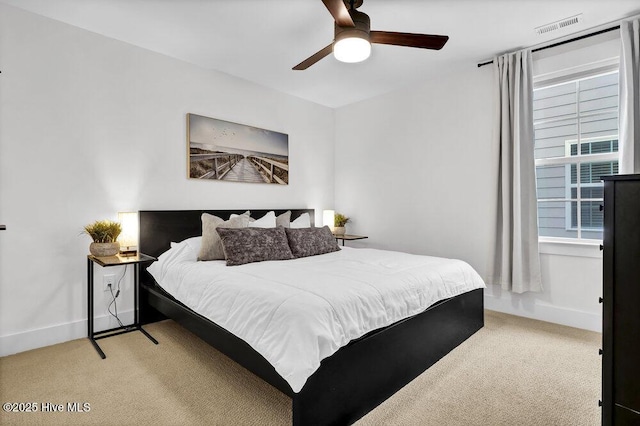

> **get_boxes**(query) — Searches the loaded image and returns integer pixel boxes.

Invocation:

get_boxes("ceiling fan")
[293,0,449,70]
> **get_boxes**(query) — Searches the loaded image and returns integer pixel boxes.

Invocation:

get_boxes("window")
[534,71,619,241]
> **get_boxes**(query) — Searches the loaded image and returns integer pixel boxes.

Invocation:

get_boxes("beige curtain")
[490,49,543,294]
[619,18,640,174]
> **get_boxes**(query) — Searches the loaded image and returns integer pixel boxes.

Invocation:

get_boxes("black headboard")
[139,209,315,260]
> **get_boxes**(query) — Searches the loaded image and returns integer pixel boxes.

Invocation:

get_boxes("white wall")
[334,64,500,288]
[0,4,335,356]
[335,32,620,332]
[335,65,498,271]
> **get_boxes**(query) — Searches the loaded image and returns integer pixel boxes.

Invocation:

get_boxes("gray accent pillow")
[276,211,292,228]
[216,226,294,266]
[285,226,341,258]
[198,213,250,261]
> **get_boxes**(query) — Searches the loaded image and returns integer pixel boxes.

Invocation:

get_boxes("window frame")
[564,136,618,231]
[533,68,620,243]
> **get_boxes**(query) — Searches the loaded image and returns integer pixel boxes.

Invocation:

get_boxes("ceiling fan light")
[333,37,371,63]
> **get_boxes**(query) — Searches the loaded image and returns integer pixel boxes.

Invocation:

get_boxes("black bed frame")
[138,209,484,425]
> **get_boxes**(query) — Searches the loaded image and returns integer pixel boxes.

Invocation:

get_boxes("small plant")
[334,213,350,227]
[83,220,122,243]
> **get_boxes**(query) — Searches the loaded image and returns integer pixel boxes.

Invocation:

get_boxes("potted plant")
[334,213,350,236]
[83,220,122,257]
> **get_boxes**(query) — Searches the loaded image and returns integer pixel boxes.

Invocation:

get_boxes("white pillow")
[249,211,277,228]
[148,237,200,284]
[290,212,311,228]
[176,236,202,258]
[230,211,251,219]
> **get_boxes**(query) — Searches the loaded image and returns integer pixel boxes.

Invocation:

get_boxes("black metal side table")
[334,234,368,246]
[87,253,158,359]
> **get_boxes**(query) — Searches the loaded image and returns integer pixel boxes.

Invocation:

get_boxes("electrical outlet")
[103,274,115,292]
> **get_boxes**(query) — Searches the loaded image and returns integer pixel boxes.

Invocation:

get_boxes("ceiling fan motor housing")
[334,10,370,43]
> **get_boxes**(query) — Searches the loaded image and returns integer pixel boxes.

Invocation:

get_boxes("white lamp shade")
[117,211,138,251]
[323,210,335,231]
[333,37,371,63]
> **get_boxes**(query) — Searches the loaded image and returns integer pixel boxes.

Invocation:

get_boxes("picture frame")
[187,113,289,185]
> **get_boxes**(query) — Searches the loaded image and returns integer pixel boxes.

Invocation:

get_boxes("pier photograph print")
[188,113,289,184]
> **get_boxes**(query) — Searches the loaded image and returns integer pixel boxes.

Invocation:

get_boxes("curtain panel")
[490,50,543,294]
[619,18,640,174]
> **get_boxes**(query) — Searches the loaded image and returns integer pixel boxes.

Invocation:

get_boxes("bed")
[138,209,484,425]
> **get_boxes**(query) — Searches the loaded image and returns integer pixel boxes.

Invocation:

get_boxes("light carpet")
[0,311,601,425]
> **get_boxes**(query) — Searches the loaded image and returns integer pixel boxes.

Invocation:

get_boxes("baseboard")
[484,293,601,332]
[0,310,134,357]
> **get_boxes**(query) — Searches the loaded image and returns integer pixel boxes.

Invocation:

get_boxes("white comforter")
[147,240,485,393]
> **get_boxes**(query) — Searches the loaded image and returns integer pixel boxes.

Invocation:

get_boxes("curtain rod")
[476,25,620,68]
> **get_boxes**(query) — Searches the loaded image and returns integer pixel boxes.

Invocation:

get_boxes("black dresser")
[602,174,640,425]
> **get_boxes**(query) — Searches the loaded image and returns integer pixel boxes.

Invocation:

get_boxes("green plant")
[334,213,350,227]
[83,220,122,243]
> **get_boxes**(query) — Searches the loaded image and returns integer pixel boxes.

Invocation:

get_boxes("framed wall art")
[187,113,289,185]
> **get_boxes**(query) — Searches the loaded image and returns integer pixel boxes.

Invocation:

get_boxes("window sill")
[539,238,602,258]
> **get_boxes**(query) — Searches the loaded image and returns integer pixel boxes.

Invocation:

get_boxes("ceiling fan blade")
[322,0,355,27]
[370,31,449,50]
[293,44,334,70]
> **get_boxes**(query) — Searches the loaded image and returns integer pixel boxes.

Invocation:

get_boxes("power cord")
[107,264,128,327]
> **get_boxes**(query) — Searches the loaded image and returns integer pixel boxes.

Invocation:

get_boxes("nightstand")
[87,253,158,359]
[334,234,368,246]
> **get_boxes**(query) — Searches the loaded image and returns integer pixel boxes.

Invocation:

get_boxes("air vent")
[535,14,583,36]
